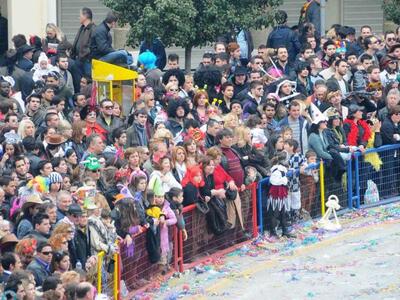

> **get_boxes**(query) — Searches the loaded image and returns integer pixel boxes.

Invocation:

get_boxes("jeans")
[76,59,92,77]
[99,50,133,65]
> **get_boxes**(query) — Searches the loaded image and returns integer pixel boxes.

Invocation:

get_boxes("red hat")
[181,165,204,188]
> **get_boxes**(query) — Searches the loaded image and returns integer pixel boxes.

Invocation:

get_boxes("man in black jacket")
[165,98,189,139]
[274,47,295,77]
[242,80,265,119]
[381,106,400,145]
[326,59,350,95]
[231,66,249,99]
[90,12,132,65]
[72,7,96,76]
[70,210,90,269]
[28,213,51,243]
[381,106,400,195]
[205,118,222,149]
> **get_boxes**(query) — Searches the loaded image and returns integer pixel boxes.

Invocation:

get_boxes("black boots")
[282,230,296,238]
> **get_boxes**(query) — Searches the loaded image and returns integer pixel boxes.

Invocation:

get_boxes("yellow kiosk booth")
[91,59,138,115]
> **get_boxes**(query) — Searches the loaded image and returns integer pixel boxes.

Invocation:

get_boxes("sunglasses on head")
[53,251,65,258]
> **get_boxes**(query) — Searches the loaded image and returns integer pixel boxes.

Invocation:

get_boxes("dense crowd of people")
[0,1,400,299]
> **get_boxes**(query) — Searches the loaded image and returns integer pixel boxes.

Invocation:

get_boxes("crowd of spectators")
[0,3,400,299]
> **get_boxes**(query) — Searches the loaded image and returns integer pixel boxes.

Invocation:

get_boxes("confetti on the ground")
[130,202,400,299]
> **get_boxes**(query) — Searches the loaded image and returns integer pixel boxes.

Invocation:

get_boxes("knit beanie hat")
[38,52,49,63]
[49,172,63,184]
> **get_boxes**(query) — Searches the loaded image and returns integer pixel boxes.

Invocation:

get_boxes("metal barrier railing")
[319,161,326,215]
[257,177,269,234]
[113,241,120,300]
[96,242,121,299]
[257,162,322,234]
[175,183,257,269]
[348,144,400,208]
[120,226,176,292]
[97,251,106,294]
[116,145,400,295]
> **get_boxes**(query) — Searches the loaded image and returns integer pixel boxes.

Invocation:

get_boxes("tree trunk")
[185,46,192,73]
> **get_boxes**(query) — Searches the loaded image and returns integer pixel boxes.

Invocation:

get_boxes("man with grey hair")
[56,190,72,222]
[378,88,400,121]
[81,134,105,162]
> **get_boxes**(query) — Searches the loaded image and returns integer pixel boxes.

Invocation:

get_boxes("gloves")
[129,225,140,235]
[125,241,135,257]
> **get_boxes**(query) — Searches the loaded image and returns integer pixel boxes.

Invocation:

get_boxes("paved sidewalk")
[131,203,400,300]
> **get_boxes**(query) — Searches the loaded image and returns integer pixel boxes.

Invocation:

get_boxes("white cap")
[312,114,328,125]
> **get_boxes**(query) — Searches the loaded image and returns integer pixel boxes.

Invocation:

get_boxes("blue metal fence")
[256,162,321,234]
[256,144,400,234]
[257,177,269,234]
[348,144,400,208]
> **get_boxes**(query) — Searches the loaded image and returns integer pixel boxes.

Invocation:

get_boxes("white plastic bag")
[364,180,379,204]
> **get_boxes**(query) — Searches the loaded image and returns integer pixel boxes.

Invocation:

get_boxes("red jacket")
[213,164,233,189]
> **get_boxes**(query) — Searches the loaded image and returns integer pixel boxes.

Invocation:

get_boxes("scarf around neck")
[343,118,371,146]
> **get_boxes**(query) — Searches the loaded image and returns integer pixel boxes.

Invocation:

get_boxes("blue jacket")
[139,38,167,71]
[27,258,51,287]
[267,25,301,63]
[165,118,183,138]
[16,219,33,239]
[16,57,33,72]
[305,1,321,37]
[242,94,264,119]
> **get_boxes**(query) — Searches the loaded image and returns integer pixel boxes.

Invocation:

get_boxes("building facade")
[0,0,386,67]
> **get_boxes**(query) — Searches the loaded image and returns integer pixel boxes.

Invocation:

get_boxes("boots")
[282,229,296,238]
[269,228,279,237]
[292,209,300,223]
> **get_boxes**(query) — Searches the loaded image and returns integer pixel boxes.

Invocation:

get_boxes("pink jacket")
[160,200,177,257]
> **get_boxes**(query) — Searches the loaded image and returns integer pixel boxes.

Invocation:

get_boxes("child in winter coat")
[146,177,177,271]
[32,52,57,82]
[300,150,319,214]
[284,139,306,222]
[166,187,188,241]
[154,190,177,272]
